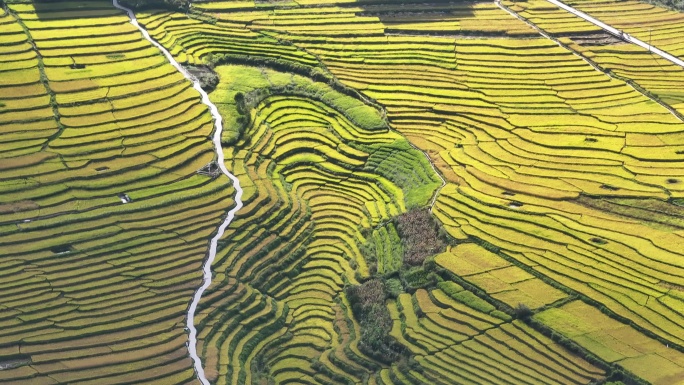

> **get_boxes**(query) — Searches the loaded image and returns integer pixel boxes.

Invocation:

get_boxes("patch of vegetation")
[580,196,684,230]
[399,266,438,291]
[514,303,533,321]
[359,223,403,276]
[213,65,388,145]
[183,64,219,92]
[384,277,403,298]
[359,208,452,279]
[348,209,455,364]
[205,52,331,91]
[363,141,442,209]
[396,208,449,266]
[646,0,684,11]
[436,281,511,321]
[345,279,407,364]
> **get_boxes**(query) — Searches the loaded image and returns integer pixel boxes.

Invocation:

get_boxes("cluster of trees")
[650,0,684,11]
[348,209,453,362]
[183,65,219,92]
[345,279,406,363]
[395,208,448,266]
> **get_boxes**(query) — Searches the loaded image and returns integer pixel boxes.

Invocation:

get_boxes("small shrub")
[515,303,533,321]
[384,278,403,299]
[400,266,436,291]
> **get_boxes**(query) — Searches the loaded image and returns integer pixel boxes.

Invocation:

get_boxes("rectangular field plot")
[537,301,684,385]
[386,289,604,384]
[436,243,567,309]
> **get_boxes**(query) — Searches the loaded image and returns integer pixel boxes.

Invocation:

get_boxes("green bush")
[400,266,437,291]
[384,277,403,299]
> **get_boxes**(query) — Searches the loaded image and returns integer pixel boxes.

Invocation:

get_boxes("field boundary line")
[544,0,684,69]
[496,0,684,122]
[497,0,684,363]
[113,1,244,384]
[2,3,66,149]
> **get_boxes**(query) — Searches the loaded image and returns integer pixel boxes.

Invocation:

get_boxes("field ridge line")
[545,0,684,69]
[2,2,66,149]
[112,1,244,384]
[496,0,684,122]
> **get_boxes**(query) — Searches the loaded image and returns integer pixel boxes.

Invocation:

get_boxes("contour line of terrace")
[112,1,244,384]
[545,0,684,68]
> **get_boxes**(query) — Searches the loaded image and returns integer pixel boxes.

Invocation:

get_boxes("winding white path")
[113,1,243,384]
[545,0,684,68]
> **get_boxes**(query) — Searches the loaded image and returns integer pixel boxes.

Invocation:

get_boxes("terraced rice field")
[178,63,606,385]
[563,0,684,56]
[142,0,684,383]
[0,1,233,383]
[537,301,684,385]
[3,0,684,384]
[506,0,684,114]
[436,244,568,310]
[387,289,603,384]
[195,65,445,384]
